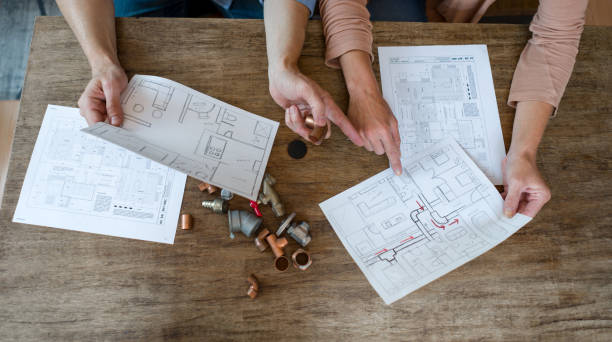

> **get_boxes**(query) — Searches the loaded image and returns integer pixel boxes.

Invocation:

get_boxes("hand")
[268,66,363,146]
[77,63,128,126]
[347,91,402,175]
[501,153,551,218]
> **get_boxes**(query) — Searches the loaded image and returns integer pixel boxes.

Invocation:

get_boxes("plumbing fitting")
[201,198,229,214]
[265,233,290,272]
[274,255,290,272]
[287,221,312,247]
[180,213,193,230]
[304,115,328,143]
[257,173,284,217]
[247,274,259,299]
[276,212,296,236]
[198,182,218,194]
[220,189,234,200]
[228,209,262,239]
[254,228,271,252]
[291,249,312,271]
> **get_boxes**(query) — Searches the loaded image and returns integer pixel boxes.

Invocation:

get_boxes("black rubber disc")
[288,139,307,159]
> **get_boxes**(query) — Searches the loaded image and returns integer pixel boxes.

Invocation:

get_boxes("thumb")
[325,98,364,147]
[301,84,327,127]
[102,80,124,126]
[503,183,522,218]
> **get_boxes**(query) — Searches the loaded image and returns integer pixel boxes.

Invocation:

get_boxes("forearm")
[339,50,379,96]
[507,101,554,161]
[264,0,309,73]
[56,0,118,73]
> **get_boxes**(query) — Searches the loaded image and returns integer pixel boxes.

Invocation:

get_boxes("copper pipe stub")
[254,228,271,252]
[180,213,193,230]
[247,274,259,299]
[198,182,218,194]
[291,249,312,271]
[304,115,328,143]
[274,256,290,272]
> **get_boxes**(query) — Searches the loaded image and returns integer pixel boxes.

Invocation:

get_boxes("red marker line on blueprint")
[375,248,388,255]
[431,219,445,229]
[416,200,424,210]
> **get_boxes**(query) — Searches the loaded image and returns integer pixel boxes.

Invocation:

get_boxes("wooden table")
[1,17,611,341]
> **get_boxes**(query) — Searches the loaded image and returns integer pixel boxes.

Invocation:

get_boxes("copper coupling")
[304,115,328,143]
[247,274,259,299]
[180,213,193,230]
[198,182,218,194]
[291,249,312,271]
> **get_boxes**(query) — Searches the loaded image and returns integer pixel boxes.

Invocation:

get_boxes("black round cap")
[288,139,307,159]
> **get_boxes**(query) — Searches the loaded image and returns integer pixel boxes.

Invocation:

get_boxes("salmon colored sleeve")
[320,0,373,69]
[507,0,588,114]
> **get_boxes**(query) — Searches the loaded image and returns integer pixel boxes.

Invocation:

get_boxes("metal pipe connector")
[258,173,284,217]
[198,182,218,194]
[291,249,311,271]
[274,255,290,272]
[254,228,271,252]
[247,274,259,299]
[304,115,328,143]
[265,233,288,258]
[228,209,262,239]
[202,198,229,214]
[287,221,311,247]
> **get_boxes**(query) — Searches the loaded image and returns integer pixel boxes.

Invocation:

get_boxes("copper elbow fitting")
[304,115,328,143]
[291,249,312,271]
[247,274,259,299]
[265,234,288,258]
[254,228,271,252]
[198,182,218,194]
[180,213,193,230]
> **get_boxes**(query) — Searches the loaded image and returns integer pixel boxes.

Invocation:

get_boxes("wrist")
[89,53,121,76]
[340,50,380,96]
[507,146,537,164]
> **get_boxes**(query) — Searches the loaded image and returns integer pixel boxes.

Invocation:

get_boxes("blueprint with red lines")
[319,138,530,304]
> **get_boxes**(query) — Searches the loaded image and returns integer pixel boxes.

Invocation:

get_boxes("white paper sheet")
[319,138,530,304]
[379,45,506,184]
[13,105,187,244]
[82,75,279,200]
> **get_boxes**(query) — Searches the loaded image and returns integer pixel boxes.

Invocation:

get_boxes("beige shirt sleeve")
[319,0,373,69]
[438,0,588,112]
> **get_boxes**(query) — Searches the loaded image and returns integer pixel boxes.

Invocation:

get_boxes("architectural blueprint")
[82,75,279,200]
[379,45,506,184]
[13,105,187,244]
[319,138,531,304]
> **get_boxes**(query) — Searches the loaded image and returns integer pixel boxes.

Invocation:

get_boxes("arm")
[502,101,552,218]
[502,0,588,218]
[264,0,362,146]
[321,0,402,175]
[56,0,127,126]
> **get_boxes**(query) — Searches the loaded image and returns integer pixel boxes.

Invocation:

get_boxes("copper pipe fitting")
[274,256,290,272]
[254,228,271,252]
[180,213,193,230]
[304,115,328,143]
[247,274,259,299]
[291,249,312,271]
[265,234,288,258]
[198,182,218,194]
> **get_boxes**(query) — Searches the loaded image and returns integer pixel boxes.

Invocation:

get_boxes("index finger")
[519,196,548,218]
[381,134,402,175]
[324,98,364,147]
[102,80,124,126]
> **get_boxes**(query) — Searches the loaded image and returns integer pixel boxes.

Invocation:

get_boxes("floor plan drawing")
[13,105,187,244]
[379,45,506,184]
[319,138,530,304]
[83,75,279,200]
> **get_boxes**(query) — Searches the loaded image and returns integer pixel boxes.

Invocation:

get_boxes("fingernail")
[504,209,513,218]
[111,116,120,126]
[394,169,401,176]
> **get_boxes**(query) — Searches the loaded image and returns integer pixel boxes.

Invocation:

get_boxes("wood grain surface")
[1,17,611,341]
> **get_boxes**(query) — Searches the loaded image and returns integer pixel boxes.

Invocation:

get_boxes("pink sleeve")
[320,0,373,69]
[508,0,588,113]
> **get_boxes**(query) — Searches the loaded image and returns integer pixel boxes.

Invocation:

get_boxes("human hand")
[347,91,402,175]
[501,153,551,218]
[268,66,363,146]
[78,63,128,126]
